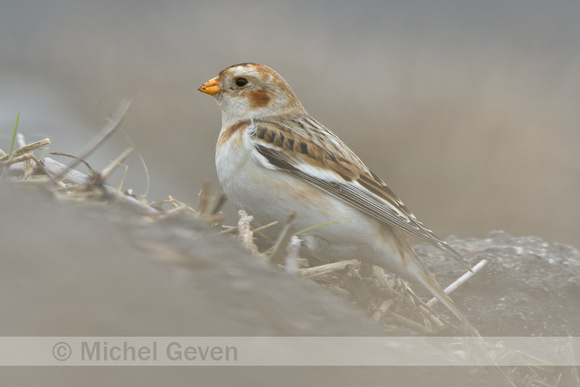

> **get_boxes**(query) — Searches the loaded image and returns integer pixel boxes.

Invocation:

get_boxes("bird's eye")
[235,77,248,87]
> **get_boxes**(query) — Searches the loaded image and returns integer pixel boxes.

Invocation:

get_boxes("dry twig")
[371,299,393,322]
[237,210,260,256]
[100,147,133,181]
[299,260,360,279]
[54,99,131,179]
[1,138,51,162]
[427,259,488,307]
[268,212,297,265]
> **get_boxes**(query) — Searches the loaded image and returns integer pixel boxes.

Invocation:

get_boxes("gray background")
[2,0,579,246]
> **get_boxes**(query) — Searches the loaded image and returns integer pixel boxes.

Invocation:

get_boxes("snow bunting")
[199,63,474,329]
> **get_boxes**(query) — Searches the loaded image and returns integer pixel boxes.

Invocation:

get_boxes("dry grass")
[1,104,574,387]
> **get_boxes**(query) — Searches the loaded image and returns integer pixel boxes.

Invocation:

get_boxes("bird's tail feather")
[416,269,480,337]
[402,247,481,338]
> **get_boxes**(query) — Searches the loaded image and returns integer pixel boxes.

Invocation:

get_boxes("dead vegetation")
[1,104,576,387]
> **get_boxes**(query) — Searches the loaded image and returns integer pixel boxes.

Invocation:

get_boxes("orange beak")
[198,76,221,95]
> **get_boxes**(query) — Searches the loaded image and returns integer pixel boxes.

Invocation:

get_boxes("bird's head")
[198,63,306,126]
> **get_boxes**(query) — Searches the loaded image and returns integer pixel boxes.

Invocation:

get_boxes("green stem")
[8,112,20,159]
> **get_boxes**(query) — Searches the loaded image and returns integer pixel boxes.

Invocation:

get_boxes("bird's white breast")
[215,124,381,261]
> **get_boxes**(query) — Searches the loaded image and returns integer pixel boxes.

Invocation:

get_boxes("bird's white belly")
[215,138,378,261]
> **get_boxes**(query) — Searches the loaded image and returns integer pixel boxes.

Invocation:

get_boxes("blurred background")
[1,0,579,246]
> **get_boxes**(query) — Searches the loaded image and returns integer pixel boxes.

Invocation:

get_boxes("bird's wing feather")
[248,118,471,270]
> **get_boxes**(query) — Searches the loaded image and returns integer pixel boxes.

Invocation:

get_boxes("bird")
[198,63,475,333]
